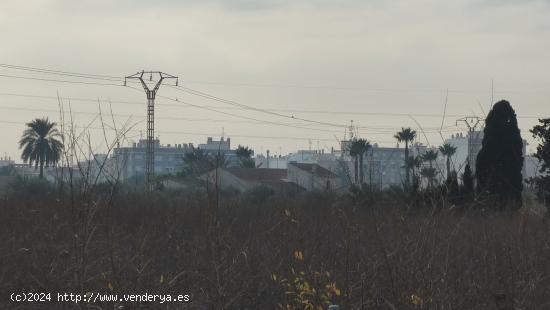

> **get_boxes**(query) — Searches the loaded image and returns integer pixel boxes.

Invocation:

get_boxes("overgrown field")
[1,181,549,309]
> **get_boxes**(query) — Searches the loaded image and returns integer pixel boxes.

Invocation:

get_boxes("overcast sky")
[1,0,549,161]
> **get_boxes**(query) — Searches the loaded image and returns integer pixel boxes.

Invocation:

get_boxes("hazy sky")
[1,0,549,161]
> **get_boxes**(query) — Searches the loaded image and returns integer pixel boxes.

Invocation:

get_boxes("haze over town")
[1,0,549,160]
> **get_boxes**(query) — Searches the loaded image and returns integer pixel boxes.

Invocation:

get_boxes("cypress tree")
[461,163,474,202]
[445,170,460,204]
[475,100,523,209]
[462,163,474,192]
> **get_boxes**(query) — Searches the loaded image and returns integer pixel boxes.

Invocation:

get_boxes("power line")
[0,91,144,105]
[0,64,545,121]
[0,104,464,135]
[2,90,544,120]
[0,73,123,86]
[0,67,352,130]
[126,85,348,134]
[0,118,397,143]
[0,68,348,131]
[0,105,406,130]
[0,91,542,137]
[176,80,468,94]
[0,63,124,81]
[0,72,349,134]
[170,84,345,128]
[0,63,465,94]
[2,62,550,96]
[0,92,461,131]
[179,79,550,95]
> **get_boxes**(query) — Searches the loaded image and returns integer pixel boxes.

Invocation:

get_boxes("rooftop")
[225,168,287,182]
[288,162,337,178]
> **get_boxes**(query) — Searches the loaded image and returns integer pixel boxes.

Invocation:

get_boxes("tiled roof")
[225,168,287,182]
[288,162,337,178]
[261,180,306,191]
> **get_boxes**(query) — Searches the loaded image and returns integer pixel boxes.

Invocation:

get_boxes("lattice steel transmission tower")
[125,71,178,191]
[456,116,482,171]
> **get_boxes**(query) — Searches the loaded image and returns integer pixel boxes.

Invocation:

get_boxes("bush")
[1,185,549,309]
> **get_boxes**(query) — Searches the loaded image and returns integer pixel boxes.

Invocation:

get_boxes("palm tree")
[236,145,253,158]
[355,138,371,184]
[348,140,361,184]
[394,127,417,186]
[420,167,438,188]
[183,148,227,176]
[422,149,438,168]
[19,118,63,178]
[405,155,423,179]
[439,143,457,178]
[421,149,439,187]
[236,145,255,168]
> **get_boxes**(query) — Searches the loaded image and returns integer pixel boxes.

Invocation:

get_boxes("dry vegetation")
[1,181,549,309]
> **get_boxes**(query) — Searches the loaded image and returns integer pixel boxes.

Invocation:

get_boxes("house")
[200,167,302,193]
[287,162,341,191]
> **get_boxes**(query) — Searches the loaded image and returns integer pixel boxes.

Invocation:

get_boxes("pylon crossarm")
[152,77,164,93]
[124,70,178,192]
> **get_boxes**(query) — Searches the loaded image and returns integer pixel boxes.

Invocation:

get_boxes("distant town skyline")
[1,0,549,161]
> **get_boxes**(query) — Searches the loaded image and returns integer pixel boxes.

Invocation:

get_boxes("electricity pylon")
[125,71,178,191]
[456,116,482,172]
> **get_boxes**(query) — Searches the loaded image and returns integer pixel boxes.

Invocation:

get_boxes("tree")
[461,163,474,201]
[445,170,460,204]
[439,143,457,178]
[236,145,255,168]
[476,100,523,208]
[183,148,226,176]
[354,138,371,184]
[394,128,417,186]
[404,155,422,193]
[405,155,422,186]
[421,149,439,188]
[422,149,439,167]
[348,139,361,184]
[420,167,437,188]
[530,118,550,209]
[19,118,63,178]
[405,155,422,177]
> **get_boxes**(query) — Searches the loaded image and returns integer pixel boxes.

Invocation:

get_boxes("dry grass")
[1,183,549,309]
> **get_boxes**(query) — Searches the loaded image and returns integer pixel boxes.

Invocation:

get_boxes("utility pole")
[125,71,178,191]
[456,116,482,173]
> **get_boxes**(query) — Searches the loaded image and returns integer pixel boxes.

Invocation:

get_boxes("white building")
[111,137,243,183]
[255,149,341,171]
[255,150,289,169]
[444,131,482,177]
[363,145,406,189]
[112,139,193,182]
[0,156,15,168]
[361,143,428,189]
[445,130,529,180]
[198,137,230,151]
